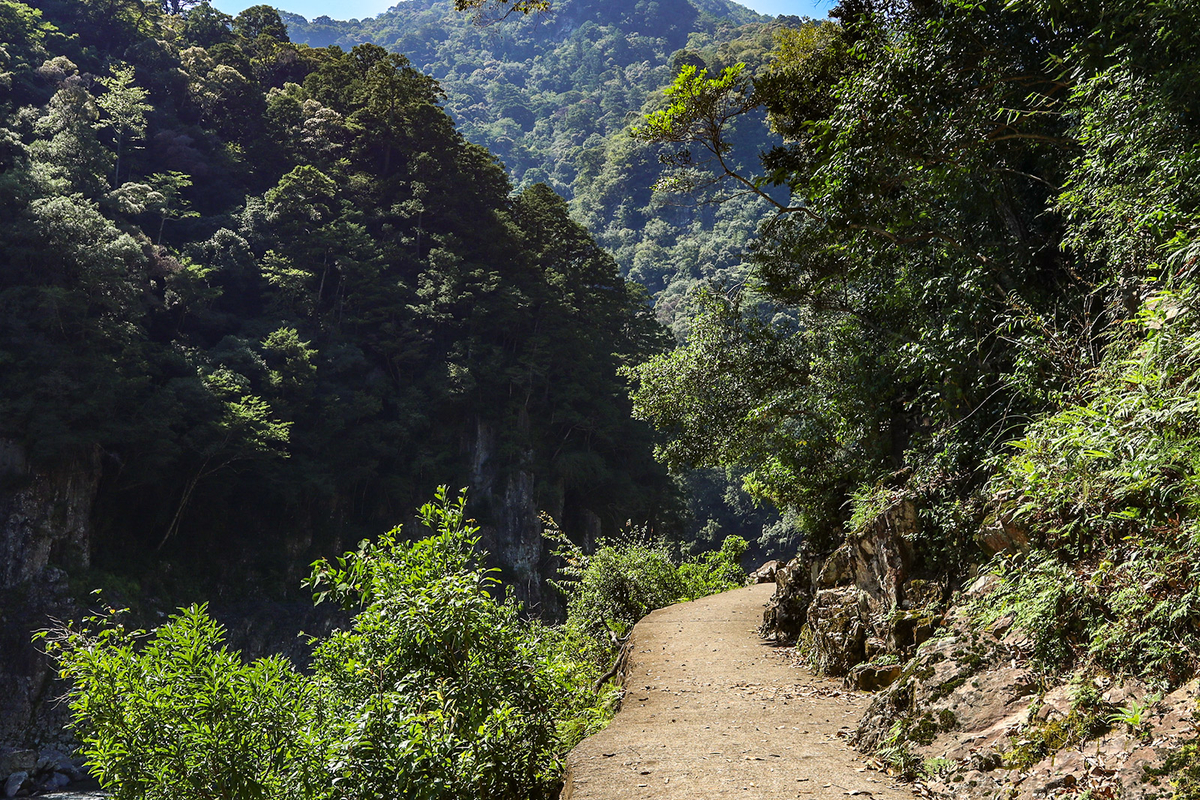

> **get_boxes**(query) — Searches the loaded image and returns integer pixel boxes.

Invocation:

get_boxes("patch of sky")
[210,0,832,22]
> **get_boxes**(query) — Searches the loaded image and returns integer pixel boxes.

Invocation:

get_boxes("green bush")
[548,520,747,660]
[306,487,580,800]
[982,290,1200,684]
[560,534,686,645]
[47,490,580,800]
[41,604,325,800]
[45,490,748,798]
[677,534,748,599]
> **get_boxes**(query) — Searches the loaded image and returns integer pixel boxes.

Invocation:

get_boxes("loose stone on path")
[560,583,917,800]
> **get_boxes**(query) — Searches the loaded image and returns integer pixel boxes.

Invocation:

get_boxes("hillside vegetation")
[0,0,677,598]
[283,0,788,334]
[622,0,1200,795]
[282,0,812,551]
[10,0,1200,795]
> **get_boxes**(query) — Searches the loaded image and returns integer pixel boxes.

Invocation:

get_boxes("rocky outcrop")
[0,746,86,798]
[761,557,817,642]
[0,442,96,590]
[0,442,101,751]
[466,413,605,618]
[765,493,1199,797]
[975,505,1031,556]
[763,497,944,681]
[749,559,781,583]
[467,419,555,610]
[851,574,1199,799]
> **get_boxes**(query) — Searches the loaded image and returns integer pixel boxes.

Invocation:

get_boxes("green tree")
[41,605,325,800]
[232,4,289,42]
[182,1,232,47]
[145,171,198,245]
[306,488,564,800]
[97,65,151,187]
[28,84,112,197]
[158,368,291,549]
[630,0,1086,542]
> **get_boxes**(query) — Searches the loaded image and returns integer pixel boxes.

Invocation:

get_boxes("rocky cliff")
[762,495,1200,799]
[0,441,99,752]
[0,425,582,751]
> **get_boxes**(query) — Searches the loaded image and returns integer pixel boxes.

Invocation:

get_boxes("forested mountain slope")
[283,0,792,334]
[0,0,675,606]
[282,0,807,552]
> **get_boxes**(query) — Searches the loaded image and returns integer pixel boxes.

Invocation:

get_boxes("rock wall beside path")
[853,573,1197,799]
[762,498,945,689]
[761,495,1200,799]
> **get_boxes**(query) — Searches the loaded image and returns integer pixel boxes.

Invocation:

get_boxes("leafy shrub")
[47,490,583,800]
[558,533,685,645]
[981,290,1200,684]
[46,490,748,799]
[677,534,749,599]
[305,487,567,800]
[548,519,748,660]
[41,604,325,800]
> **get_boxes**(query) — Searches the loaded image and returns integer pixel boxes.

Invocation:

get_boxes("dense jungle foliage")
[16,0,1200,791]
[282,0,785,336]
[0,0,685,595]
[44,488,748,799]
[627,0,1200,729]
[280,0,814,550]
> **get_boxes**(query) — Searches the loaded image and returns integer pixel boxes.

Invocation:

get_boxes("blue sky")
[211,0,833,22]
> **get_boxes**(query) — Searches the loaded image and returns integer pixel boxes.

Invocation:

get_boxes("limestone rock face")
[0,442,101,750]
[847,662,903,692]
[851,575,1198,800]
[764,497,945,678]
[807,588,867,675]
[0,441,96,591]
[975,509,1031,556]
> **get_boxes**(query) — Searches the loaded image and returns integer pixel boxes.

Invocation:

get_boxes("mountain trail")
[561,583,917,800]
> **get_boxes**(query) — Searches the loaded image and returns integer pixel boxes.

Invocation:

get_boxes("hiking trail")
[561,583,917,799]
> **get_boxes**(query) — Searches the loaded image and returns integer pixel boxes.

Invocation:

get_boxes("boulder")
[3,771,26,799]
[0,753,33,780]
[749,560,781,584]
[975,511,1031,555]
[847,662,902,691]
[42,772,70,791]
[35,748,83,781]
[816,543,855,588]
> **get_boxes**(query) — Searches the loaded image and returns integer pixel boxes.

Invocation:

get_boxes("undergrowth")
[981,288,1200,686]
[1002,680,1113,769]
[43,489,748,800]
[545,515,747,661]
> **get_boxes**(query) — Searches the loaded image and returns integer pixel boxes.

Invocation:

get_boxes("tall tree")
[97,65,151,187]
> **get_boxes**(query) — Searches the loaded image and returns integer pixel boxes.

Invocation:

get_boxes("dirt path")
[561,583,916,800]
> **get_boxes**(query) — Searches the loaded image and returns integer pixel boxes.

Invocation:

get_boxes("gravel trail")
[561,583,916,800]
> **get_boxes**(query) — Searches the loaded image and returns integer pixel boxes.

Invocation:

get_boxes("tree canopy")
[0,0,676,595]
[629,0,1200,552]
